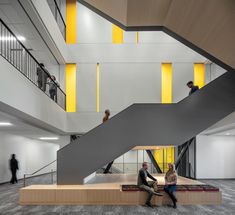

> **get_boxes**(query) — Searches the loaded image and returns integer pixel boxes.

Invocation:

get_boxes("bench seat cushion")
[121,184,219,192]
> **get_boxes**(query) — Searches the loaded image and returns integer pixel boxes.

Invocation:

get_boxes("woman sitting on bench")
[164,163,178,209]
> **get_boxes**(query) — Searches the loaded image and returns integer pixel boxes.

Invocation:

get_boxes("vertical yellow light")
[161,63,172,103]
[66,0,76,44]
[166,147,175,165]
[65,64,76,112]
[154,147,175,173]
[112,24,123,44]
[136,32,139,44]
[96,63,100,112]
[154,149,164,172]
[194,63,205,88]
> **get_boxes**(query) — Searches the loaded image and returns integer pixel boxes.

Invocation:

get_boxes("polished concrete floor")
[0,174,235,215]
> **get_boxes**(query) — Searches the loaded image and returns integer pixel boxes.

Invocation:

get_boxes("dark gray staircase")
[58,70,235,184]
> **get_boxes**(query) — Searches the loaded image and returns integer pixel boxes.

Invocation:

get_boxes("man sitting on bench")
[137,162,163,207]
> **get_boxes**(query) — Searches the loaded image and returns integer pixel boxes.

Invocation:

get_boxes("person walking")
[9,154,19,184]
[103,110,114,174]
[187,81,199,95]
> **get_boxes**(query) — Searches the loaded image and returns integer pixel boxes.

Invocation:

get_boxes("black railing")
[47,0,66,39]
[0,19,66,110]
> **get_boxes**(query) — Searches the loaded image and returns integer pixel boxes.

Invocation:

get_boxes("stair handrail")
[23,159,56,187]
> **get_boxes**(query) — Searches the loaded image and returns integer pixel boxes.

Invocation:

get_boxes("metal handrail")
[23,160,56,187]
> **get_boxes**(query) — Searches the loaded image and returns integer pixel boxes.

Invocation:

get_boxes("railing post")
[51,169,53,184]
[23,174,26,187]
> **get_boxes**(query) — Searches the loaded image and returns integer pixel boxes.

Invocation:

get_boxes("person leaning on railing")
[47,75,60,102]
[37,63,48,92]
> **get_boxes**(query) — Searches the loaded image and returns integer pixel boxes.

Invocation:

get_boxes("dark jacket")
[10,158,18,171]
[37,67,48,83]
[137,168,156,187]
[189,85,199,95]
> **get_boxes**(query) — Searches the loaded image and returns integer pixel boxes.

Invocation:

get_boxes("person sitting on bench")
[137,162,163,207]
[164,163,178,209]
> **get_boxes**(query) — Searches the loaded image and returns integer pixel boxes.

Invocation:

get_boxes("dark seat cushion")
[200,185,219,192]
[121,184,219,192]
[121,185,141,191]
[185,185,204,191]
[176,185,188,191]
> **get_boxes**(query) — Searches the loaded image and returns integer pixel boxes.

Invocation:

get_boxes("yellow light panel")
[194,63,205,88]
[136,32,139,44]
[161,63,172,104]
[66,0,76,44]
[65,64,76,112]
[112,24,123,44]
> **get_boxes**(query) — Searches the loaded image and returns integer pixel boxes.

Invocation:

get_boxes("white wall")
[100,63,161,112]
[0,131,59,183]
[205,63,226,84]
[196,135,235,179]
[76,3,112,43]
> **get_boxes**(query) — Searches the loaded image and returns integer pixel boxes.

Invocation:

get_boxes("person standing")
[187,81,199,95]
[138,162,163,207]
[48,75,60,102]
[37,63,48,92]
[9,154,19,184]
[164,163,178,209]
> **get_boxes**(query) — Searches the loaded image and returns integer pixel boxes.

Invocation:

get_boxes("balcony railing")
[0,19,66,110]
[47,0,66,39]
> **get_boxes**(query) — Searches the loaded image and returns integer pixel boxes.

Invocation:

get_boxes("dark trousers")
[164,187,177,206]
[10,169,17,184]
[38,79,47,92]
[139,181,156,204]
[49,89,57,102]
[103,161,114,174]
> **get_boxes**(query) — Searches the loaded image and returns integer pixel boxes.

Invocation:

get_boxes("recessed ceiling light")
[17,36,26,41]
[226,132,230,135]
[39,137,59,140]
[0,122,13,126]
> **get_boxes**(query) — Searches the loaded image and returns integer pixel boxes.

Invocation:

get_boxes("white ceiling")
[0,110,69,144]
[0,0,58,65]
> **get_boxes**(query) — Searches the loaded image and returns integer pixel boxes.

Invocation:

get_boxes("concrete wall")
[196,135,235,179]
[0,131,59,183]
[205,63,226,84]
